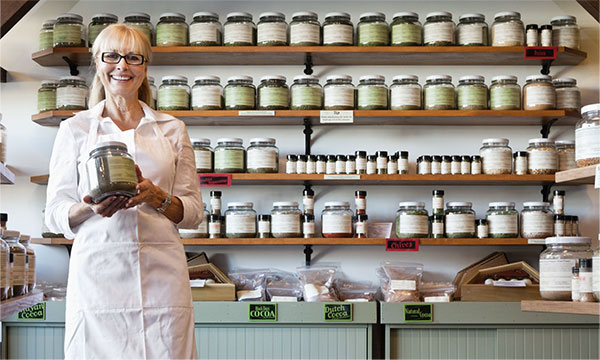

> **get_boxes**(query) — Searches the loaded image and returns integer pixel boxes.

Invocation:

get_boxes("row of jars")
[286,151,409,175]
[0,229,37,300]
[192,137,279,173]
[40,12,581,50]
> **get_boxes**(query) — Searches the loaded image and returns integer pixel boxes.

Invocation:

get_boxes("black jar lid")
[209,214,222,222]
[327,155,336,161]
[287,154,298,161]
[367,155,377,161]
[355,190,367,197]
[432,189,445,196]
[451,155,462,161]
[442,155,452,161]
[572,215,579,221]
[356,214,368,221]
[298,154,308,161]
[471,155,481,161]
[303,188,314,196]
[303,213,315,221]
[432,155,442,162]
[347,155,356,161]
[308,155,317,161]
[210,191,222,197]
[336,154,347,161]
[258,214,272,221]
[553,190,565,196]
[417,155,424,162]
[376,151,388,157]
[526,24,539,30]
[388,154,398,160]
[317,155,327,161]
[540,24,552,30]
[355,150,367,157]
[476,218,488,225]
[513,151,528,157]
[0,213,7,222]
[399,151,409,158]
[461,155,472,162]
[431,214,444,221]
[553,214,565,221]
[564,215,573,221]
[579,258,592,268]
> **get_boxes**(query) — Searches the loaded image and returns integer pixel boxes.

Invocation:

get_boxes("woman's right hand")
[83,195,129,218]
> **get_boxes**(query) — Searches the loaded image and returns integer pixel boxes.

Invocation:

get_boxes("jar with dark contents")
[224,12,256,46]
[53,13,85,47]
[398,151,409,174]
[86,141,138,203]
[271,202,302,238]
[225,76,255,110]
[322,202,354,238]
[3,230,27,297]
[303,214,315,238]
[355,190,367,215]
[430,215,445,238]
[225,202,257,238]
[190,12,222,46]
[258,215,271,238]
[357,12,389,46]
[257,12,287,46]
[290,75,322,110]
[258,75,289,110]
[191,138,213,173]
[124,12,154,45]
[192,76,223,110]
[210,191,222,215]
[552,78,581,112]
[396,202,429,238]
[156,12,188,46]
[39,19,56,50]
[323,12,353,46]
[376,151,388,174]
[158,75,190,110]
[289,12,320,46]
[324,75,355,110]
[423,12,455,46]
[214,138,245,173]
[355,151,367,174]
[357,75,388,110]
[391,12,422,46]
[88,14,118,47]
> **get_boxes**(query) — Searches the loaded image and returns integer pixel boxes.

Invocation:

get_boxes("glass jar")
[158,76,190,110]
[191,138,213,173]
[225,202,257,238]
[457,13,488,46]
[461,156,471,174]
[491,11,524,46]
[357,75,388,110]
[53,13,85,47]
[148,76,157,109]
[430,215,445,238]
[3,230,27,297]
[86,141,137,203]
[399,151,409,174]
[290,75,322,110]
[39,19,56,50]
[387,154,398,174]
[307,155,317,174]
[210,191,222,215]
[376,151,388,174]
[424,75,455,110]
[540,236,592,300]
[423,12,455,46]
[179,203,209,238]
[486,202,519,238]
[88,13,118,47]
[417,155,432,174]
[303,188,315,215]
[471,155,482,174]
[553,214,566,236]
[286,155,297,174]
[526,24,539,47]
[336,155,347,174]
[323,12,353,46]
[396,202,429,238]
[441,155,452,174]
[214,138,245,173]
[553,78,581,111]
[324,75,355,110]
[247,138,279,173]
[303,214,316,238]
[540,25,553,47]
[224,12,256,46]
[289,12,320,46]
[321,202,353,238]
[390,75,421,110]
[527,138,558,174]
[366,155,377,174]
[258,75,289,110]
[432,190,444,215]
[556,140,576,171]
[457,75,488,110]
[257,12,287,46]
[445,202,476,238]
[476,219,489,238]
[391,12,422,46]
[156,13,188,46]
[551,15,580,49]
[490,75,521,110]
[271,202,302,238]
[0,233,9,300]
[192,76,223,110]
[297,155,307,174]
[521,202,553,238]
[451,155,462,175]
[57,76,88,110]
[552,190,565,215]
[513,151,528,175]
[224,76,255,110]
[357,12,389,46]
[124,12,154,45]
[355,214,368,238]
[524,75,555,110]
[190,12,222,46]
[257,214,271,238]
[355,151,367,174]
[480,138,512,174]
[576,104,600,167]
[37,80,58,113]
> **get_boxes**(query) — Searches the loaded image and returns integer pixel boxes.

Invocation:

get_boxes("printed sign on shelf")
[248,303,277,322]
[324,303,353,322]
[198,174,232,187]
[386,238,419,251]
[524,47,557,60]
[18,302,46,321]
[320,110,354,124]
[403,303,433,323]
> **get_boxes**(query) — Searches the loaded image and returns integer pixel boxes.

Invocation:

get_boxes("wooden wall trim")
[1,0,40,38]
[576,0,600,22]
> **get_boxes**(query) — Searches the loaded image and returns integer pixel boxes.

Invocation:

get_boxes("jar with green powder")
[457,75,488,110]
[53,13,85,47]
[290,75,322,110]
[56,76,88,110]
[258,75,289,110]
[156,12,189,46]
[257,12,288,46]
[86,141,138,203]
[88,13,118,47]
[148,76,157,109]
[486,202,519,238]
[37,80,58,113]
[158,75,190,110]
[39,19,56,50]
[490,75,521,110]
[214,138,246,173]
[357,75,388,110]
[357,12,389,46]
[124,13,154,45]
[289,12,320,46]
[424,75,455,110]
[190,12,222,46]
[391,12,422,46]
[224,12,256,46]
[192,75,223,110]
[323,12,353,46]
[225,76,255,110]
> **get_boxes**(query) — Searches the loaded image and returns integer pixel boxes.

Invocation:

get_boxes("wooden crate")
[189,263,235,301]
[461,262,543,302]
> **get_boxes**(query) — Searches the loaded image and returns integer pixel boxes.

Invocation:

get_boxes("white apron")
[64,111,198,359]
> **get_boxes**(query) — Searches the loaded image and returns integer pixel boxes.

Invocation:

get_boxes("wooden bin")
[189,263,235,301]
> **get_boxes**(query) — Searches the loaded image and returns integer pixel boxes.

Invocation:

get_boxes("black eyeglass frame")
[101,52,146,65]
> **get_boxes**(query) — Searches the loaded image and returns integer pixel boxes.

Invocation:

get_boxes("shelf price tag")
[238,110,275,116]
[403,303,433,323]
[198,174,231,187]
[527,238,546,245]
[320,110,354,124]
[324,303,353,322]
[524,47,557,60]
[324,174,361,180]
[248,303,277,322]
[595,165,600,189]
[18,302,46,321]
[386,238,419,252]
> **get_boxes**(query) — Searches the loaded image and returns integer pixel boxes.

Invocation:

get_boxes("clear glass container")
[158,75,190,110]
[156,12,188,46]
[291,75,322,110]
[355,151,367,174]
[148,76,157,109]
[303,188,315,215]
[210,191,222,215]
[354,214,368,238]
[247,137,279,173]
[480,138,512,174]
[551,15,580,50]
[441,155,452,174]
[0,233,9,300]
[491,11,524,46]
[257,214,271,238]
[461,155,471,174]
[424,75,455,110]
[540,25,553,47]
[224,12,256,46]
[336,155,347,174]
[179,203,209,238]
[124,12,154,45]
[553,78,581,111]
[307,155,317,174]
[445,202,476,238]
[490,75,521,110]
[357,12,389,46]
[257,12,287,46]
[88,13,118,47]
[553,214,566,236]
[576,104,600,167]
[286,154,297,174]
[527,138,558,174]
[271,202,302,238]
[375,151,387,174]
[513,151,528,175]
[423,12,455,46]
[432,190,444,215]
[391,12,422,46]
[191,138,213,173]
[521,202,553,238]
[390,75,421,110]
[192,75,223,110]
[297,155,308,174]
[324,75,355,110]
[87,141,137,203]
[486,202,519,238]
[457,13,488,46]
[399,151,409,174]
[224,75,255,110]
[476,219,489,238]
[208,214,222,238]
[289,12,320,46]
[57,76,88,110]
[190,12,222,46]
[417,155,432,174]
[357,75,388,110]
[396,202,429,238]
[53,13,85,47]
[524,75,555,110]
[225,202,257,238]
[37,80,58,113]
[430,214,445,238]
[258,75,289,110]
[214,138,245,173]
[457,75,488,110]
[540,236,592,300]
[556,140,576,171]
[451,155,462,175]
[471,155,482,174]
[323,12,353,46]
[303,214,316,238]
[366,155,377,174]
[387,154,398,174]
[526,24,539,47]
[39,19,56,50]
[552,190,565,215]
[3,230,27,297]
[321,202,353,238]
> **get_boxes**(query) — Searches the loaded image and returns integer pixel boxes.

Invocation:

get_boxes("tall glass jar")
[445,202,476,238]
[480,138,512,174]
[257,12,287,46]
[521,202,553,238]
[527,138,557,174]
[491,11,524,46]
[158,75,190,110]
[486,202,518,238]
[214,138,245,173]
[88,13,118,47]
[148,76,157,109]
[321,202,354,238]
[19,235,36,293]
[457,13,488,46]
[396,202,429,238]
[324,75,354,110]
[3,230,27,297]
[37,80,58,113]
[553,78,581,111]
[258,75,289,110]
[156,13,188,46]
[391,12,422,46]
[323,12,353,46]
[289,12,320,46]
[390,75,421,110]
[179,203,209,238]
[192,76,223,110]
[53,13,85,47]
[524,75,555,110]
[190,12,222,46]
[224,12,256,46]
[556,140,576,171]
[124,13,154,45]
[0,232,9,300]
[224,76,255,110]
[87,141,138,202]
[490,75,521,110]
[271,202,302,238]
[423,12,455,46]
[39,19,56,50]
[357,75,388,110]
[225,202,257,238]
[247,138,278,173]
[424,75,455,110]
[551,15,580,49]
[57,76,88,110]
[576,104,600,167]
[357,12,389,46]
[290,75,322,110]
[457,75,488,110]
[191,138,213,173]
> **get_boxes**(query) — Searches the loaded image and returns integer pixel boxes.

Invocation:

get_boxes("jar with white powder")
[521,202,553,238]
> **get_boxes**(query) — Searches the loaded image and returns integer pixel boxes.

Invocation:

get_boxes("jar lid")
[471,155,481,160]
[461,155,471,161]
[227,202,253,207]
[393,74,418,82]
[482,138,509,145]
[327,155,337,161]
[581,103,600,114]
[392,12,418,19]
[526,74,552,82]
[308,155,317,161]
[476,219,488,225]
[159,12,185,20]
[399,151,408,157]
[273,201,298,207]
[193,12,219,19]
[59,75,86,82]
[555,140,575,146]
[432,190,444,196]
[442,155,452,161]
[355,150,367,156]
[447,201,472,207]
[325,12,351,20]
[426,12,452,20]
[259,12,285,19]
[260,75,286,82]
[526,24,539,30]
[356,214,368,221]
[287,154,298,160]
[359,12,386,20]
[293,74,319,82]
[489,201,515,207]
[523,201,550,207]
[494,11,521,19]
[367,155,377,160]
[162,75,188,82]
[217,137,243,144]
[227,75,253,83]
[553,190,566,195]
[292,11,318,19]
[459,75,485,82]
[491,75,518,82]
[298,154,308,161]
[258,214,271,221]
[431,214,445,221]
[551,15,576,23]
[94,140,128,151]
[540,24,553,30]
[459,13,485,21]
[41,79,59,86]
[426,74,452,82]
[227,12,252,19]
[194,75,220,83]
[324,201,350,207]
[451,155,461,161]
[355,190,367,196]
[432,155,442,161]
[317,155,327,161]
[303,188,314,196]
[19,234,31,241]
[57,13,83,21]
[553,214,565,220]
[359,75,385,82]
[326,74,352,82]
[335,154,346,160]
[125,12,151,20]
[210,190,222,196]
[399,201,425,207]
[552,77,576,85]
[0,213,7,221]
[190,138,210,145]
[249,137,276,144]
[376,151,388,157]
[42,19,57,26]
[528,138,555,144]
[92,13,118,21]
[545,236,591,245]
[303,213,315,221]
[513,151,528,157]
[2,230,20,238]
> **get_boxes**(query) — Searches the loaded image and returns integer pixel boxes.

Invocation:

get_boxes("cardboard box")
[189,263,235,301]
[453,252,508,299]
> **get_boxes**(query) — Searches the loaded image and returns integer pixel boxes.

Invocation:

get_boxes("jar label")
[226,214,256,233]
[528,150,557,171]
[458,86,487,108]
[10,253,27,286]
[290,23,320,44]
[539,258,575,291]
[441,162,452,174]
[128,24,152,43]
[57,86,87,108]
[487,213,518,234]
[425,87,454,108]
[525,85,556,107]
[0,252,8,287]
[376,156,387,169]
[399,158,409,172]
[190,22,218,43]
[451,162,461,174]
[432,197,444,211]
[491,87,521,110]
[156,23,188,45]
[593,256,600,292]
[303,222,315,235]
[88,24,109,46]
[291,87,323,108]
[558,150,577,171]
[316,161,327,174]
[210,198,221,210]
[326,162,336,174]
[194,149,212,170]
[259,87,289,108]
[356,157,367,171]
[580,272,593,293]
[355,222,367,234]
[215,149,244,170]
[391,23,421,44]
[387,162,398,174]
[53,23,82,44]
[192,87,222,108]
[303,197,314,210]
[477,225,488,238]
[247,148,277,169]
[38,91,57,112]
[521,212,553,235]
[323,24,353,45]
[158,87,189,109]
[335,161,345,174]
[258,22,287,43]
[105,157,138,184]
[398,214,428,234]
[258,220,270,233]
[355,198,366,210]
[457,23,485,45]
[322,214,352,234]
[431,222,444,235]
[307,161,316,174]
[418,162,431,174]
[324,87,354,108]
[553,27,579,49]
[554,222,566,236]
[286,161,296,174]
[224,23,254,44]
[445,213,475,234]
[556,89,581,110]
[358,23,389,44]
[390,279,416,291]
[471,162,482,174]
[481,149,512,173]
[346,161,356,174]
[366,161,377,174]
[492,22,524,46]
[391,87,421,108]
[358,87,388,108]
[575,127,600,161]
[209,222,221,234]
[272,213,301,233]
[225,86,255,107]
[461,162,471,174]
[424,22,454,43]
[514,157,528,174]
[297,161,307,173]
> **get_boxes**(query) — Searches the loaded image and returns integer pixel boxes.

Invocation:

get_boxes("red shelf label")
[385,238,419,251]
[524,47,557,60]
[198,174,232,187]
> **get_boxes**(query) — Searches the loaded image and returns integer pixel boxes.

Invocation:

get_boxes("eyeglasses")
[101,52,145,65]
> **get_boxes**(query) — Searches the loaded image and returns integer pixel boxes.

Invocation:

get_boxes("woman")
[45,24,201,359]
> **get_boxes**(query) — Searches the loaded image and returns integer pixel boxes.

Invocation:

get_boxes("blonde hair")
[89,24,153,107]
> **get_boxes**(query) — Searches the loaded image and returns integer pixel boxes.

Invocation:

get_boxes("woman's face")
[97,48,147,100]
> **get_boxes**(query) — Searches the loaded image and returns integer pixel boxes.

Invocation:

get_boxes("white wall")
[0,0,598,286]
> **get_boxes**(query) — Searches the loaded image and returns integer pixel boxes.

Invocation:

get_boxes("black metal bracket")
[303,118,313,155]
[541,184,553,202]
[540,118,559,138]
[304,245,313,266]
[541,59,554,75]
[304,54,313,75]
[303,180,312,193]
[62,56,79,76]
[65,244,72,257]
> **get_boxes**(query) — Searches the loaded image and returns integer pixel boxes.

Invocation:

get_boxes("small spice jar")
[156,13,188,46]
[521,202,553,238]
[307,155,317,174]
[335,155,347,174]
[4,230,27,297]
[526,24,539,47]
[289,12,320,46]
[480,138,512,175]
[457,75,488,110]
[18,235,35,293]
[355,151,367,174]
[297,155,308,174]
[247,138,279,173]
[376,151,388,174]
[572,216,580,236]
[191,138,213,173]
[326,155,337,174]
[257,215,271,238]
[398,151,409,174]
[225,202,257,238]
[424,75,455,110]
[461,156,472,174]
[86,141,138,202]
[224,76,256,110]
[210,191,222,215]
[355,190,367,215]
[491,11,524,46]
[387,154,398,174]
[214,138,245,173]
[192,76,223,110]
[450,156,462,175]
[271,202,302,238]
[556,140,576,171]
[441,155,452,174]
[303,188,315,215]
[357,75,388,110]
[290,75,322,110]
[430,215,445,238]
[224,12,256,46]
[323,12,353,46]
[324,75,355,110]
[423,12,455,46]
[53,13,85,47]
[366,155,377,174]
[37,80,59,113]
[357,12,389,46]
[322,202,354,238]
[286,155,297,174]
[490,75,521,110]
[39,19,56,50]
[527,138,558,174]
[513,151,528,175]
[564,215,574,236]
[57,76,88,110]
[396,202,429,238]
[258,75,289,110]
[553,78,581,111]
[524,75,555,110]
[445,202,476,238]
[456,13,488,46]
[486,202,519,238]
[391,12,422,46]
[576,104,600,168]
[540,25,553,47]
[346,155,357,174]
[553,190,565,215]
[257,12,287,46]
[553,214,566,236]
[124,13,153,45]
[316,155,327,174]
[0,233,9,300]
[158,75,190,110]
[417,155,432,174]
[179,203,209,238]
[303,214,315,238]
[470,155,482,174]
[551,15,580,49]
[476,219,489,238]
[390,75,422,110]
[355,214,368,238]
[578,259,595,302]
[190,12,222,46]
[148,77,157,109]
[432,190,445,215]
[88,13,118,47]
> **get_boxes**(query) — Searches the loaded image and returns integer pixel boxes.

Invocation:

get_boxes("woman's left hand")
[125,165,167,209]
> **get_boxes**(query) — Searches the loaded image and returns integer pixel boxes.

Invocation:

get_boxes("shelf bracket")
[540,118,559,138]
[304,245,313,266]
[62,56,79,76]
[304,54,313,75]
[303,180,312,193]
[541,184,553,202]
[303,118,313,155]
[541,59,554,75]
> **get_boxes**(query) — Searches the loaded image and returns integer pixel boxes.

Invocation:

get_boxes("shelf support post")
[304,245,313,266]
[540,118,559,138]
[303,118,313,155]
[541,59,554,75]
[541,184,553,202]
[304,54,313,75]
[62,56,79,76]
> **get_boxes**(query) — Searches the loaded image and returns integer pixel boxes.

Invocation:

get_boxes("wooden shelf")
[30,174,48,185]
[521,300,600,316]
[555,165,597,185]
[0,162,15,184]
[32,46,586,67]
[0,292,44,320]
